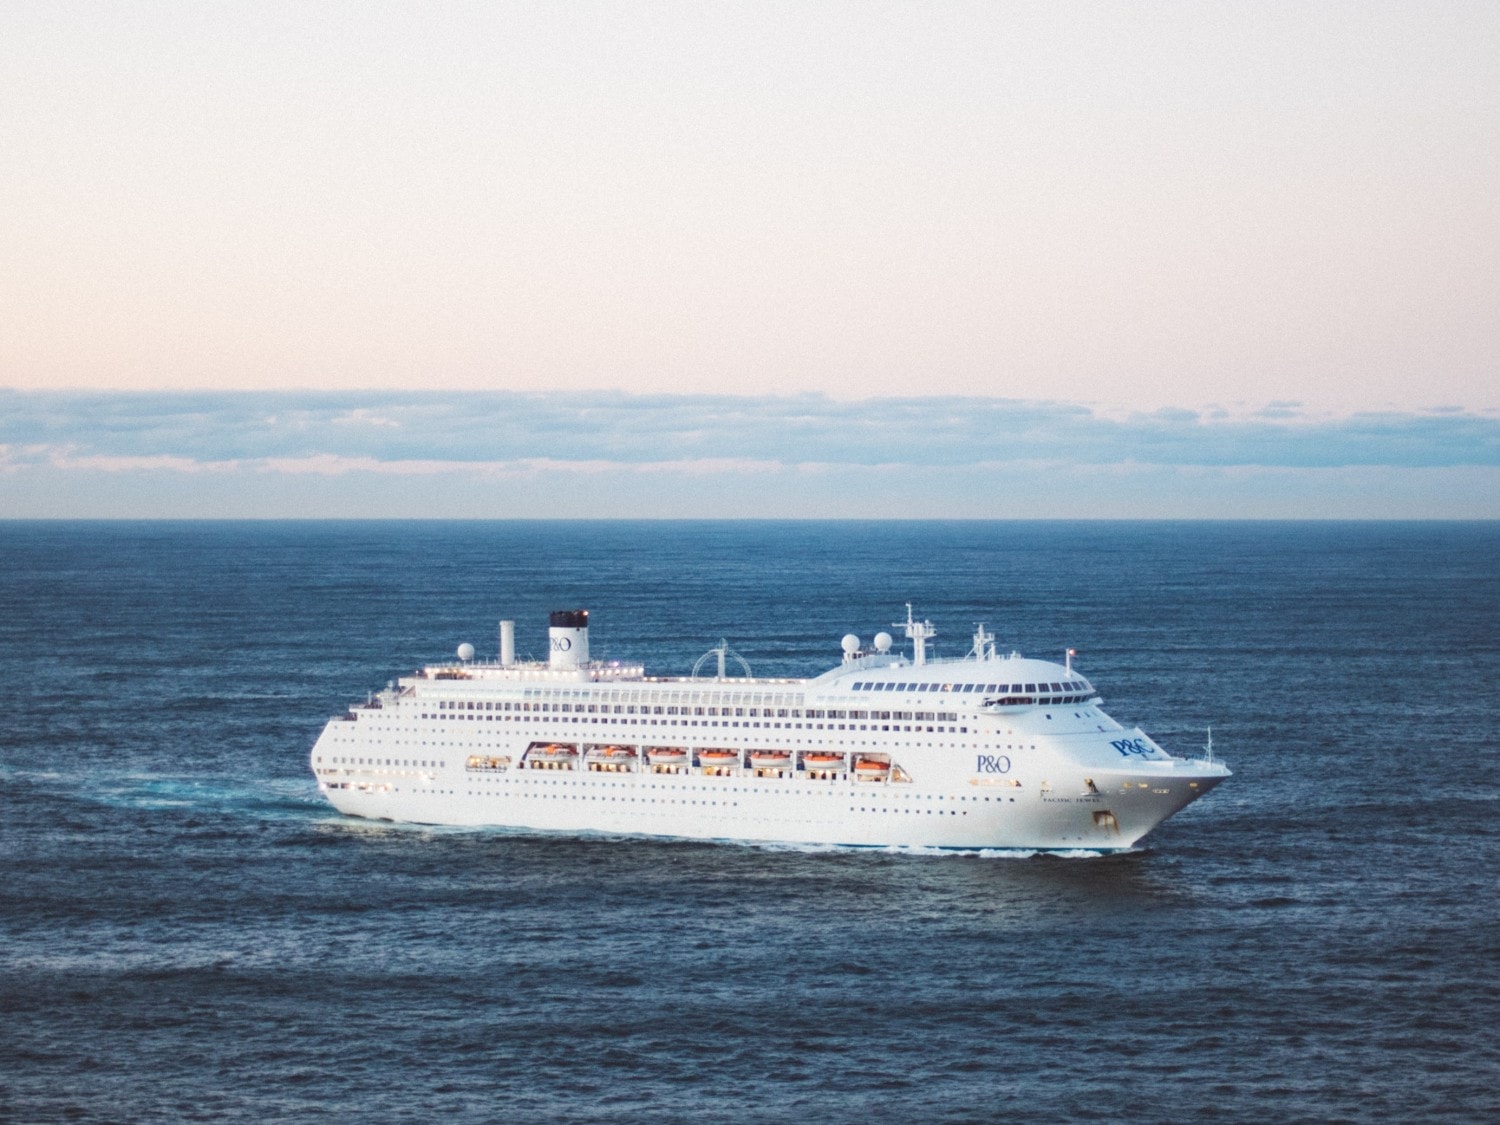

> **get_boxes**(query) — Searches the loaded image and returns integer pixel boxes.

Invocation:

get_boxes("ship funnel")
[499,620,515,665]
[548,609,590,669]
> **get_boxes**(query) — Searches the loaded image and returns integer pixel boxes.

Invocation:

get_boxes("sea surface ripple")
[2,521,1497,1122]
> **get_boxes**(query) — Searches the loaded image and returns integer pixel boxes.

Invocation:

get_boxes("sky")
[2,2,1496,517]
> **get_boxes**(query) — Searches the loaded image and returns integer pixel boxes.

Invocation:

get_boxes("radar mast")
[895,604,937,666]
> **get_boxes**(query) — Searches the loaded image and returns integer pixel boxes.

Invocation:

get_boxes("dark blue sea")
[2,521,1497,1123]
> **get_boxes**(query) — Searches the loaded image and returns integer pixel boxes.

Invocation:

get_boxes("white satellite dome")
[873,631,893,653]
[456,642,475,662]
[841,633,861,654]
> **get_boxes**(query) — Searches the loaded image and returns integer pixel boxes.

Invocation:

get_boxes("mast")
[895,603,937,667]
[970,623,996,661]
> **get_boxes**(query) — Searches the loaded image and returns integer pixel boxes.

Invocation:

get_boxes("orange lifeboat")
[854,758,891,777]
[586,745,634,762]
[698,750,740,767]
[530,744,578,768]
[646,747,688,765]
[748,750,792,769]
[586,745,635,770]
[803,753,845,770]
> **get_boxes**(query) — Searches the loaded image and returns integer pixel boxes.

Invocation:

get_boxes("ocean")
[2,520,1496,1122]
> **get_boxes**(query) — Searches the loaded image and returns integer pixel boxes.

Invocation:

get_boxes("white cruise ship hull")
[314,759,1226,851]
[310,609,1229,852]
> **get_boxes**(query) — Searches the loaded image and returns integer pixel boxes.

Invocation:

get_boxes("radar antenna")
[691,639,752,680]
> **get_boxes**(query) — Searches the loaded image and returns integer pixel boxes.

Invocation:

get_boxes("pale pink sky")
[2,1,1496,414]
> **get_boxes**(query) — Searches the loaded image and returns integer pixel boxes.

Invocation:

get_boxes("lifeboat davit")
[646,747,687,765]
[803,753,845,770]
[698,750,740,766]
[748,750,792,768]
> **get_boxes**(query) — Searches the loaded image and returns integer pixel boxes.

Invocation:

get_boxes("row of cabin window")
[852,680,1090,694]
[326,756,445,768]
[429,716,965,734]
[434,700,956,722]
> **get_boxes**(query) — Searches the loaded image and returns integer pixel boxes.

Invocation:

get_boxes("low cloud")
[248,454,790,478]
[2,389,1496,472]
[1,390,1496,517]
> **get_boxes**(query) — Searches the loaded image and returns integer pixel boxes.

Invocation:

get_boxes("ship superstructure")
[310,607,1230,850]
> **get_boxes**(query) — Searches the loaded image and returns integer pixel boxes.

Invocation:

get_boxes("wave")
[8,765,327,820]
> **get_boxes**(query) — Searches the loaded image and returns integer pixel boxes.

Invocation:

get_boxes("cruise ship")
[310,608,1230,851]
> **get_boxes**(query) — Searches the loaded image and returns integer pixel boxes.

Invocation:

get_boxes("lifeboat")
[646,747,687,765]
[803,753,846,770]
[531,743,578,761]
[586,745,635,763]
[748,750,792,768]
[854,758,891,778]
[698,750,740,767]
